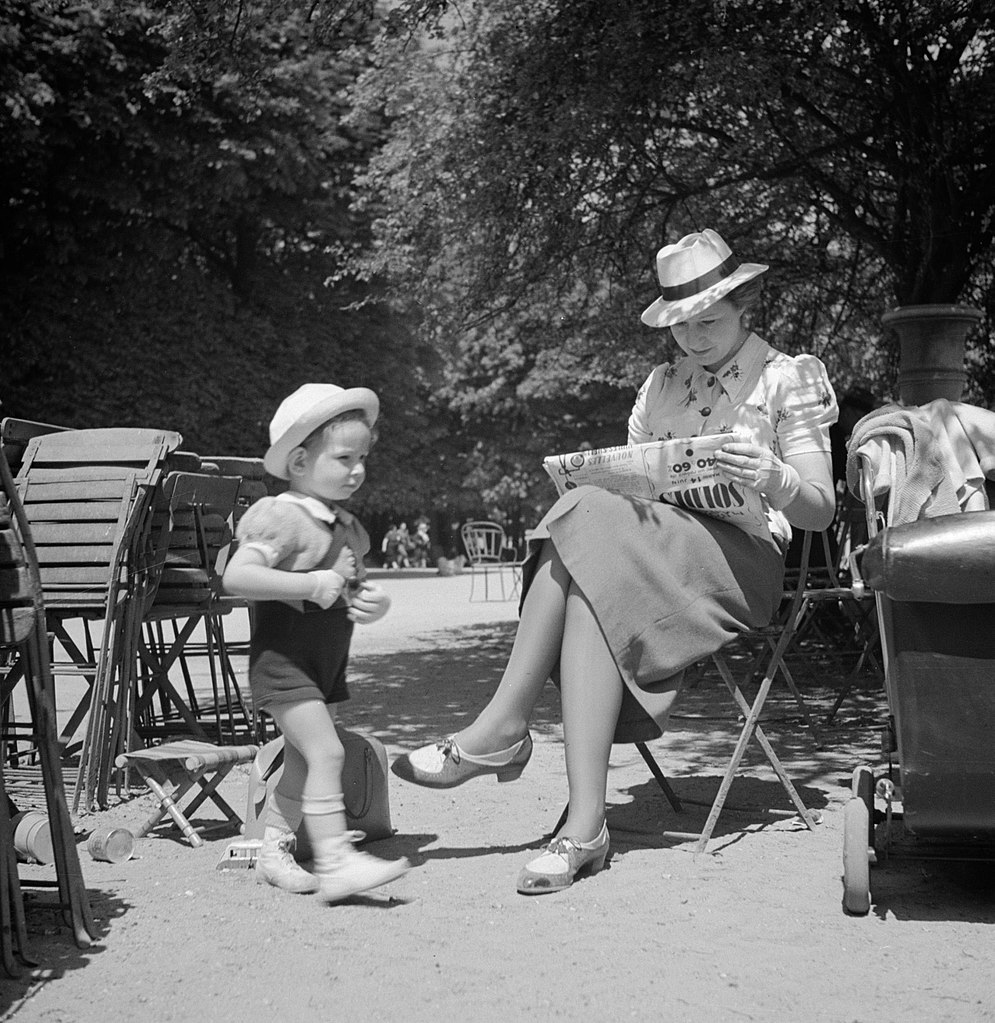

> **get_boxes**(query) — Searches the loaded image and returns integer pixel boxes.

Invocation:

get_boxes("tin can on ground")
[86,826,135,863]
[12,810,54,864]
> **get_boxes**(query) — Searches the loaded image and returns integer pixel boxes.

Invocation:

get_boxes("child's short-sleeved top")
[234,492,370,611]
[627,332,838,546]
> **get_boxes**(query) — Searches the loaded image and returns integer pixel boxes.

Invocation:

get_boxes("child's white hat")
[264,383,380,479]
[640,228,768,328]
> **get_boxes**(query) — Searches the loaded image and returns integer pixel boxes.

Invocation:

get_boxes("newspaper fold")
[542,434,772,542]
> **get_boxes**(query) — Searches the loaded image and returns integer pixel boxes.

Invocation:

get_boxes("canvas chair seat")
[115,739,259,847]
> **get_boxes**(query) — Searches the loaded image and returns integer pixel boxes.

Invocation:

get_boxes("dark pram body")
[843,455,995,914]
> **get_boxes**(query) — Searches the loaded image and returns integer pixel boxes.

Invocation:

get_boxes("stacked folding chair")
[133,468,253,746]
[12,427,181,811]
[0,445,95,964]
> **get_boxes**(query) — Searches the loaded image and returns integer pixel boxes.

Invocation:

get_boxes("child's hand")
[332,545,357,580]
[308,569,348,609]
[347,581,391,624]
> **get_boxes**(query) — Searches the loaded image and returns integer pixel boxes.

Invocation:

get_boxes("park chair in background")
[190,455,268,663]
[790,504,882,726]
[11,426,182,811]
[0,446,96,964]
[199,456,269,528]
[460,520,525,602]
[172,455,270,735]
[133,470,253,748]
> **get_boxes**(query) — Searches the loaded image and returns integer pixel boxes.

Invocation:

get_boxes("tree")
[350,0,995,513]
[0,0,465,520]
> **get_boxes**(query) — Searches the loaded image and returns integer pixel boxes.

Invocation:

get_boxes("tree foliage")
[348,0,995,520]
[4,1,994,534]
[0,0,466,520]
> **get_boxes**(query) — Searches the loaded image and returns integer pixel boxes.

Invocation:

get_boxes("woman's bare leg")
[555,581,624,842]
[456,540,571,754]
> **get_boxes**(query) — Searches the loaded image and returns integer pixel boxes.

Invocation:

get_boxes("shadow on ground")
[1,888,129,1017]
[344,619,889,794]
[867,857,995,924]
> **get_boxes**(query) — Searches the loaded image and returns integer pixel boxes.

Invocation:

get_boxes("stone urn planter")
[881,304,983,405]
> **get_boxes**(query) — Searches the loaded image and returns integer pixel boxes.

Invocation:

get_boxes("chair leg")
[176,765,241,826]
[21,627,96,945]
[700,656,816,854]
[634,742,683,813]
[769,653,824,746]
[551,803,568,836]
[132,770,204,847]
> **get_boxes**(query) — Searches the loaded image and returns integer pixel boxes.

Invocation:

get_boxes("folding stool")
[115,739,258,847]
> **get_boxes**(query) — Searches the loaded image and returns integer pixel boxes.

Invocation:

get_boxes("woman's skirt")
[523,485,785,734]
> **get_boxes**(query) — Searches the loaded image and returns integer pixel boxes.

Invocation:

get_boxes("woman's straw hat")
[640,229,768,328]
[264,383,379,479]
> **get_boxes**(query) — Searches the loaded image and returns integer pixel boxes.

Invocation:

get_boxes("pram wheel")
[853,766,875,844]
[842,766,874,915]
[843,799,871,914]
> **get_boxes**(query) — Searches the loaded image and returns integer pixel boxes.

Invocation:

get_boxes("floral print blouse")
[627,332,838,546]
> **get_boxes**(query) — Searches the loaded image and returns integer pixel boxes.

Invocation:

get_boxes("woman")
[394,229,838,894]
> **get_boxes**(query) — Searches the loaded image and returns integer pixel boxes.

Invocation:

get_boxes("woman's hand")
[714,441,801,510]
[715,443,836,531]
[348,581,391,624]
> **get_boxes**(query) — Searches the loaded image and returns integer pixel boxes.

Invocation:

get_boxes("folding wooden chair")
[114,739,259,847]
[12,427,181,810]
[608,531,829,854]
[0,446,95,951]
[0,416,70,475]
[460,521,525,601]
[0,766,32,976]
[134,471,252,745]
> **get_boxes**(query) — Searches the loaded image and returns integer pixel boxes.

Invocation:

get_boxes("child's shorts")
[249,601,353,712]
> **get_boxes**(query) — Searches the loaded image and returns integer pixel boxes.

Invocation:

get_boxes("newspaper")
[542,434,772,541]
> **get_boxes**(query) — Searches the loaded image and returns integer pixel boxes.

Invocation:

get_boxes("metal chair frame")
[460,521,524,602]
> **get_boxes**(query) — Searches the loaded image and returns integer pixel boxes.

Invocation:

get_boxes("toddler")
[223,383,408,901]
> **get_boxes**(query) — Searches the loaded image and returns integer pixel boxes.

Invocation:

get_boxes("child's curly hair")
[302,408,379,452]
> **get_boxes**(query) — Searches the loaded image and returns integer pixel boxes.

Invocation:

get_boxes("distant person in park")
[411,519,431,567]
[381,524,402,567]
[396,521,412,567]
[223,383,408,901]
[394,229,838,894]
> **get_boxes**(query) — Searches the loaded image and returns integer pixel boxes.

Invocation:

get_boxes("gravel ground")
[2,570,993,1023]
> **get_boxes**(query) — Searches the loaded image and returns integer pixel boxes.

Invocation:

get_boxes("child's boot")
[256,787,320,894]
[302,794,409,903]
[256,826,320,893]
[314,832,410,903]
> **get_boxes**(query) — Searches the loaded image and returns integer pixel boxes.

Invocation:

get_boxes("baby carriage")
[842,412,995,915]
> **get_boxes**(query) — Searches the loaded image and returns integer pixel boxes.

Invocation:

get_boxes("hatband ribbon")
[659,255,740,301]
